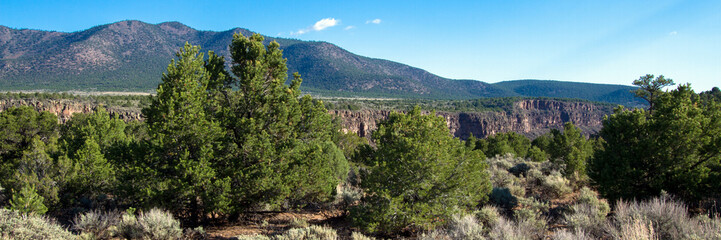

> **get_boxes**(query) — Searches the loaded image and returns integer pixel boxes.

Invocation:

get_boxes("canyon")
[0,98,614,139]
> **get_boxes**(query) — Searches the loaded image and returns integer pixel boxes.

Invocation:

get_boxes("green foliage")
[351,107,491,233]
[538,122,593,180]
[0,106,58,161]
[60,107,130,161]
[472,132,532,158]
[10,185,48,215]
[142,43,231,223]
[589,82,721,201]
[213,33,347,211]
[632,74,675,111]
[5,137,69,211]
[0,208,77,240]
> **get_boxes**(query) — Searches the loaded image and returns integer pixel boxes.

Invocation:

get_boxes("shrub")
[274,225,338,240]
[563,203,606,237]
[9,185,48,215]
[136,208,182,240]
[117,208,181,240]
[72,210,121,239]
[0,208,77,240]
[421,214,484,240]
[351,232,375,240]
[607,195,721,239]
[476,205,501,227]
[541,171,572,198]
[551,229,593,240]
[487,217,533,240]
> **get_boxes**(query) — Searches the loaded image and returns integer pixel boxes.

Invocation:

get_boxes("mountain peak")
[158,21,194,34]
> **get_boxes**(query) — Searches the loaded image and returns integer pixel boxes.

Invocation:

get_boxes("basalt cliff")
[0,98,613,139]
[331,99,613,139]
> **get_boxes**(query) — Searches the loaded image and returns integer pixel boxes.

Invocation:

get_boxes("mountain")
[493,80,644,107]
[0,20,639,104]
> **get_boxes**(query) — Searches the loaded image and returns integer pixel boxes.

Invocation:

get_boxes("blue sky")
[1,0,719,91]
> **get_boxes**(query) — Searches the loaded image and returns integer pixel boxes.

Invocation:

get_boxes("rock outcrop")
[0,98,612,139]
[0,98,142,123]
[331,99,613,139]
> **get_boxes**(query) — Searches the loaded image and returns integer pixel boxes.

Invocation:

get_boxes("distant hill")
[0,20,640,105]
[493,80,643,107]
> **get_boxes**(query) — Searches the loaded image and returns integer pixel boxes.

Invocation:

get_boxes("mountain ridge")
[0,20,640,105]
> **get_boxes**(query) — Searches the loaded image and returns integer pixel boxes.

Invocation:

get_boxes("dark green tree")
[632,74,674,111]
[142,43,231,223]
[589,81,721,201]
[0,106,58,161]
[209,33,348,211]
[60,107,129,161]
[351,107,491,234]
[545,122,593,180]
[472,132,532,158]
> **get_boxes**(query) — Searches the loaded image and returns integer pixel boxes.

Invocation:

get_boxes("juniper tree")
[351,107,491,234]
[590,81,721,201]
[142,43,230,224]
[209,33,348,211]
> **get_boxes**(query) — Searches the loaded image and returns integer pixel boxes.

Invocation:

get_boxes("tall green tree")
[632,74,675,111]
[351,107,491,234]
[544,122,593,180]
[590,81,721,201]
[210,33,348,211]
[142,43,231,223]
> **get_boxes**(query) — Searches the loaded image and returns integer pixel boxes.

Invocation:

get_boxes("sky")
[1,0,719,91]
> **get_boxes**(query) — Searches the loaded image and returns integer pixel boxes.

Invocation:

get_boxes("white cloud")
[313,18,339,31]
[344,26,355,30]
[366,19,381,24]
[669,31,678,36]
[291,18,340,35]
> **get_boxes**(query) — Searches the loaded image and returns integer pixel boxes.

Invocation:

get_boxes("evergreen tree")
[10,185,48,215]
[143,43,230,223]
[545,122,593,179]
[590,81,721,201]
[351,107,491,234]
[210,33,348,211]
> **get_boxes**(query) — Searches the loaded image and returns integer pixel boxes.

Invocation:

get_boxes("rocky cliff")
[331,99,613,139]
[0,98,142,122]
[0,98,612,139]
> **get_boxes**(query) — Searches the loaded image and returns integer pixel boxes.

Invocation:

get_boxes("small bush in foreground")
[116,208,181,240]
[72,210,121,239]
[0,208,76,240]
[237,225,338,240]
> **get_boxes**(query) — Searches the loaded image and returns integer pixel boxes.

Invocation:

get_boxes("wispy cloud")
[344,25,355,30]
[669,31,678,36]
[292,18,339,35]
[366,19,381,24]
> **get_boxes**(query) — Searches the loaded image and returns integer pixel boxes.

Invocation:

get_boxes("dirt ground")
[204,210,355,239]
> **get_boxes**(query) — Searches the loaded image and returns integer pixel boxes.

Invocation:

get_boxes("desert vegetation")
[0,34,720,239]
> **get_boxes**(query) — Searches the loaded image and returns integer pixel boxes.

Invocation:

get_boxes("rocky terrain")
[0,98,612,139]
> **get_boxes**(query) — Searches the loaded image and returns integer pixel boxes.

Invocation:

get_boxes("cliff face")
[0,98,142,123]
[331,99,613,139]
[0,98,611,139]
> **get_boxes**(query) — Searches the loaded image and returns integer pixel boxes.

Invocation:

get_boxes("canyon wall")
[0,98,613,139]
[331,99,613,139]
[0,98,142,123]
